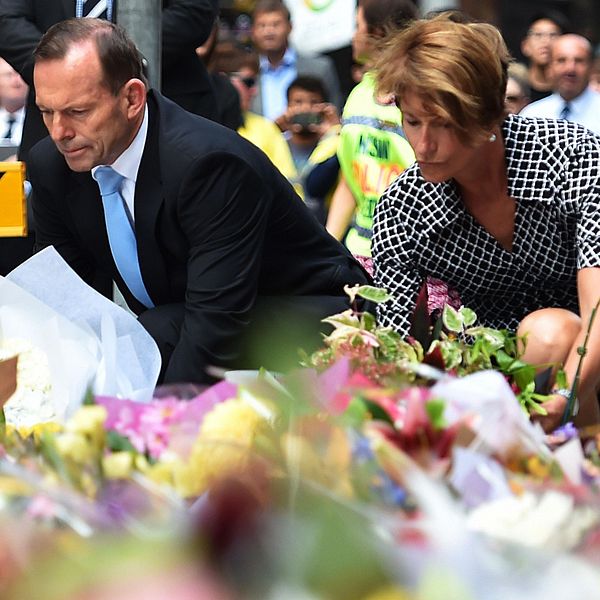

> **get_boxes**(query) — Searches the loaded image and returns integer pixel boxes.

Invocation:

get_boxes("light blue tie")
[95,166,154,308]
[559,102,571,121]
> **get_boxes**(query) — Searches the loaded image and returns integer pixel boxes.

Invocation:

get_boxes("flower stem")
[561,298,600,425]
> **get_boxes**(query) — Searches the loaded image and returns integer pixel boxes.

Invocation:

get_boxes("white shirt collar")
[0,106,25,123]
[567,86,597,115]
[91,104,148,183]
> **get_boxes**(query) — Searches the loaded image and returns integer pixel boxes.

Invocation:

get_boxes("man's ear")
[521,38,532,59]
[123,78,146,119]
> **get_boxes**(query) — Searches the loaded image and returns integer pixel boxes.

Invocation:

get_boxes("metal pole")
[117,0,162,90]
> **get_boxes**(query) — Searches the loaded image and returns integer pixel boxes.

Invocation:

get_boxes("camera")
[290,112,322,130]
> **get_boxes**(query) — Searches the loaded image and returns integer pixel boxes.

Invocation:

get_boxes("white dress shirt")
[520,86,600,135]
[91,106,148,222]
[0,106,25,145]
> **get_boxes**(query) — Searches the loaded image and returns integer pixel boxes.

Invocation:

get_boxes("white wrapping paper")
[3,247,161,423]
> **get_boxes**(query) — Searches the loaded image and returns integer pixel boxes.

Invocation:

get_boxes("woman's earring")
[489,133,497,142]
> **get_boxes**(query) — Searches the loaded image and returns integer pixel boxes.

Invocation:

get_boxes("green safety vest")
[337,71,415,256]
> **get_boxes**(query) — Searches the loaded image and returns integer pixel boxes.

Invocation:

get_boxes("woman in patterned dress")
[372,14,600,430]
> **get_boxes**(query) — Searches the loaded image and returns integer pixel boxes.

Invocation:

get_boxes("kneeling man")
[29,19,369,384]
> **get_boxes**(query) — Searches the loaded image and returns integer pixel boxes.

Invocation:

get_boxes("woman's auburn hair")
[375,13,512,145]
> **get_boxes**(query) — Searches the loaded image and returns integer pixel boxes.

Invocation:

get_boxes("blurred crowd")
[1,1,600,271]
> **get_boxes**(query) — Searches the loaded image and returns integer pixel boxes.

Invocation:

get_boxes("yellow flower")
[282,425,354,497]
[65,405,107,449]
[6,421,62,441]
[187,398,268,496]
[363,586,413,600]
[55,431,96,463]
[102,452,134,479]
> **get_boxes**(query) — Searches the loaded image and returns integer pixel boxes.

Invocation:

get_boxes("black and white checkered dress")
[373,114,600,334]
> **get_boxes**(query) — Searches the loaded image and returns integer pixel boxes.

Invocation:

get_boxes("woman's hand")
[530,392,568,433]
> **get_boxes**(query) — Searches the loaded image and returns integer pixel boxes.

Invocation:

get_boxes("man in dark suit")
[0,0,219,164]
[29,18,369,385]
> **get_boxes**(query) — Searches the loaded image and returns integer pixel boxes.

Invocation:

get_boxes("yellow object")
[0,161,27,237]
[238,112,295,180]
[102,451,134,479]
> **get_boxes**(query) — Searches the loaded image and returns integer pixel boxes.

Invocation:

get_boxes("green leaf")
[442,305,463,333]
[425,398,446,430]
[38,432,73,485]
[343,398,369,428]
[512,365,537,392]
[494,349,515,371]
[527,400,548,415]
[360,311,377,331]
[82,386,96,406]
[106,430,138,453]
[322,312,360,329]
[555,369,568,389]
[459,307,477,327]
[466,327,506,350]
[355,285,393,304]
[362,399,395,425]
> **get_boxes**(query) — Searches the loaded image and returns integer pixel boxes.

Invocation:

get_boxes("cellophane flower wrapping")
[0,247,161,427]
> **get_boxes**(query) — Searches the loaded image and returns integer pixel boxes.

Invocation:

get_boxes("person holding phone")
[277,75,341,223]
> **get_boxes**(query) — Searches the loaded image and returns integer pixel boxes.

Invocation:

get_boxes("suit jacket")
[250,51,343,116]
[0,0,219,163]
[28,91,369,383]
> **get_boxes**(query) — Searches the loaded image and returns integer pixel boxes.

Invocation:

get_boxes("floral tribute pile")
[1,286,600,599]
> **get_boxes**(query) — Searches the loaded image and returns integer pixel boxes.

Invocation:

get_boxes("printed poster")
[286,0,356,54]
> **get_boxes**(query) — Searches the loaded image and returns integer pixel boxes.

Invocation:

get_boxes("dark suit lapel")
[134,95,170,304]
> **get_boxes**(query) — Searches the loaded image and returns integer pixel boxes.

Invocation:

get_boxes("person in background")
[325,0,417,274]
[520,10,568,102]
[0,57,27,148]
[590,54,600,93]
[504,62,531,115]
[0,57,30,276]
[373,14,600,432]
[196,21,244,131]
[0,0,220,164]
[520,34,600,135]
[250,0,342,122]
[228,50,295,179]
[277,75,341,224]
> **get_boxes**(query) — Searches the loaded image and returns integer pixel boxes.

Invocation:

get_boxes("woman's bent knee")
[517,308,581,366]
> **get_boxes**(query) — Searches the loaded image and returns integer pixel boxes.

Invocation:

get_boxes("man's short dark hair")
[34,18,146,95]
[359,0,419,36]
[252,0,291,23]
[287,75,328,103]
[525,10,570,36]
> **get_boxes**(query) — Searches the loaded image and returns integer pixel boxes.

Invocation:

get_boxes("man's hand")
[311,102,340,136]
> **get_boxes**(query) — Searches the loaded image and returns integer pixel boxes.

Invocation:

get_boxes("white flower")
[0,338,54,427]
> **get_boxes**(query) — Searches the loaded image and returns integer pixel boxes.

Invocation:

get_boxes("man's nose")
[49,114,73,141]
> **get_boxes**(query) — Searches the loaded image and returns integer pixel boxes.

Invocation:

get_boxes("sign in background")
[286,0,355,54]
[0,161,27,237]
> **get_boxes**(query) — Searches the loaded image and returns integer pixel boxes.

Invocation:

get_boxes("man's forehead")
[254,11,287,24]
[553,38,591,60]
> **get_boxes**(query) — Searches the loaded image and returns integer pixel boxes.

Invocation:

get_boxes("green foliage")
[425,398,446,430]
[106,430,137,453]
[305,287,561,416]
